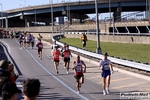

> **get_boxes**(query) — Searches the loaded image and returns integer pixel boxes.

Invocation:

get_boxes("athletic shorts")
[20,41,23,44]
[54,60,59,62]
[74,74,84,80]
[64,57,70,62]
[101,70,111,78]
[38,49,42,53]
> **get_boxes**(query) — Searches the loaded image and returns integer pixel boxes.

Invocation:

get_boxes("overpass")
[1,0,147,27]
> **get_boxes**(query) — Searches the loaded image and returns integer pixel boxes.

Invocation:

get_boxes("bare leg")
[107,75,111,88]
[102,77,106,90]
[76,79,80,93]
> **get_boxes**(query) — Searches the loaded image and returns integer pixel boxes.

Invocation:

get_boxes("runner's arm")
[81,61,86,73]
[98,60,101,70]
[72,61,75,70]
[110,63,113,71]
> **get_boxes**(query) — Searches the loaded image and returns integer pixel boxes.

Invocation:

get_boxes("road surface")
[0,39,150,100]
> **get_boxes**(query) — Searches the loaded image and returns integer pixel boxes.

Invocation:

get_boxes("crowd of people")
[0,59,41,100]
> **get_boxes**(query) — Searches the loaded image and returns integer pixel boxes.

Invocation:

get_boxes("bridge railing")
[52,34,150,72]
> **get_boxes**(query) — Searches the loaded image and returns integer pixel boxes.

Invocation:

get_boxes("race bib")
[76,66,82,72]
[39,45,43,48]
[54,54,59,58]
[103,65,110,70]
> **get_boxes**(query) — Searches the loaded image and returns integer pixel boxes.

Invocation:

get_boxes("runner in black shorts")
[63,45,72,74]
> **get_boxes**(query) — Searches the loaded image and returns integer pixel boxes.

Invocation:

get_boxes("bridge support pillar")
[113,7,122,22]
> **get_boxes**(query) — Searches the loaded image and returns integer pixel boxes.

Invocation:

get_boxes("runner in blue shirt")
[98,52,114,95]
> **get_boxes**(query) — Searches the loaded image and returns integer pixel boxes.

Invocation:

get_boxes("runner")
[72,55,86,94]
[37,39,43,60]
[53,46,60,74]
[61,43,66,67]
[25,34,30,49]
[18,34,23,50]
[63,45,72,74]
[98,52,114,95]
[51,40,58,55]
[31,35,35,49]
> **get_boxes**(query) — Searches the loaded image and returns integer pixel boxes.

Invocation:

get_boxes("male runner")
[53,46,60,74]
[51,40,58,55]
[72,55,86,94]
[37,39,43,60]
[98,52,114,95]
[63,45,72,74]
[18,34,23,50]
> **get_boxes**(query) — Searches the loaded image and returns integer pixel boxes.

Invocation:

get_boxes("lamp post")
[67,0,71,26]
[95,0,102,54]
[0,3,3,28]
[49,0,54,33]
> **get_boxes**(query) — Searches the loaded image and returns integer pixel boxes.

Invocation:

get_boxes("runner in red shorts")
[72,55,86,94]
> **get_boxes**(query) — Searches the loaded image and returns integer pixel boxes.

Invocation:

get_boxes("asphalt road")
[0,39,150,100]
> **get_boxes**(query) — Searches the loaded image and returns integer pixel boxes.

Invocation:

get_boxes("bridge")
[1,0,147,27]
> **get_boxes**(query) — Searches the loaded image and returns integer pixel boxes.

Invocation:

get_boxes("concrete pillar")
[113,7,122,22]
[59,17,64,24]
[5,17,8,29]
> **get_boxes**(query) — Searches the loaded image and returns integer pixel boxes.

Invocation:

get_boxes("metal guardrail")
[52,34,150,72]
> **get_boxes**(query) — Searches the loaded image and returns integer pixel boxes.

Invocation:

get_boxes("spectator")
[7,63,19,83]
[80,33,87,49]
[37,33,43,41]
[1,82,21,100]
[22,78,41,100]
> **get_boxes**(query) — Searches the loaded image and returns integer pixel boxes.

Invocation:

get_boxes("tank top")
[53,50,60,60]
[38,42,43,49]
[64,50,70,58]
[74,61,83,76]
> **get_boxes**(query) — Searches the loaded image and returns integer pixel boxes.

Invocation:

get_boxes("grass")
[59,38,150,64]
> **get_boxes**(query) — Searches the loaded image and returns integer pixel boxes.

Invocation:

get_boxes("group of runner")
[18,32,43,60]
[18,35,114,95]
[51,41,114,95]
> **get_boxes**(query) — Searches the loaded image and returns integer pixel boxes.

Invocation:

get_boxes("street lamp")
[95,0,102,54]
[0,3,3,28]
[49,0,54,33]
[67,0,71,26]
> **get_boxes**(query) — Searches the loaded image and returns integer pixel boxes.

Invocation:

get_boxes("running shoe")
[57,71,59,74]
[103,90,106,95]
[77,91,80,94]
[66,71,69,74]
[106,88,109,94]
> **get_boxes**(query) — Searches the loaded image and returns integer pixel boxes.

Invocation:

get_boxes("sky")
[0,0,145,20]
[0,0,93,11]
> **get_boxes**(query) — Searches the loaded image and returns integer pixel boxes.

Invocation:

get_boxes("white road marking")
[25,49,89,100]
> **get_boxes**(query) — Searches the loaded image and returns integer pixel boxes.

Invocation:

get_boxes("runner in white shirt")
[25,34,30,49]
[51,41,58,55]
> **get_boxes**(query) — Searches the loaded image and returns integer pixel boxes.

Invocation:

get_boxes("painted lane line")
[25,49,89,100]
